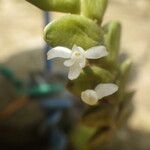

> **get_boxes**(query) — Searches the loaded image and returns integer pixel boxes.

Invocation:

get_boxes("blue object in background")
[44,12,52,73]
[49,129,67,150]
[40,98,73,110]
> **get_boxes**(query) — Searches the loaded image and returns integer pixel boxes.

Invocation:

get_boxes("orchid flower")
[81,83,118,105]
[47,44,108,80]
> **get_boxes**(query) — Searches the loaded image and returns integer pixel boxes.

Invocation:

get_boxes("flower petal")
[79,57,86,68]
[64,58,76,67]
[85,46,108,59]
[95,83,118,99]
[47,47,71,60]
[72,44,78,51]
[68,63,82,80]
[72,44,85,54]
[81,90,98,105]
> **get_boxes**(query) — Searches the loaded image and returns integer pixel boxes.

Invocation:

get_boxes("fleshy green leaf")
[89,126,113,149]
[116,91,134,127]
[44,15,104,49]
[117,59,132,101]
[81,0,108,24]
[26,0,80,13]
[81,103,118,128]
[71,124,96,150]
[103,21,121,63]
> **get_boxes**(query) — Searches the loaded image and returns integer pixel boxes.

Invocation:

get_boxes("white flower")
[47,44,108,80]
[81,83,118,105]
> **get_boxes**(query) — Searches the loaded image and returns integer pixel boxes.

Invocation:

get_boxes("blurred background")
[0,0,150,149]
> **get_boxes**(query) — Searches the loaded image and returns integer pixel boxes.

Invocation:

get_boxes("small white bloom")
[81,83,118,105]
[81,90,98,106]
[47,44,108,80]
